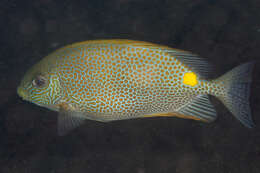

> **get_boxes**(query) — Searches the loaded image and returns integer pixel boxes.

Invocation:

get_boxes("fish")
[17,39,255,135]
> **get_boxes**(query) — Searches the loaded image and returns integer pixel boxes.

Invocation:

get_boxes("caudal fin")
[215,62,255,128]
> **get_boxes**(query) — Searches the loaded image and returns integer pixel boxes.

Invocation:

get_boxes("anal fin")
[177,95,217,123]
[143,112,204,121]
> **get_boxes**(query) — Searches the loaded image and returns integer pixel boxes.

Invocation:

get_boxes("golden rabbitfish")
[17,39,255,135]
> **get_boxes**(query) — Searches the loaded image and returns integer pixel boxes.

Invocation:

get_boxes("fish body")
[17,39,255,135]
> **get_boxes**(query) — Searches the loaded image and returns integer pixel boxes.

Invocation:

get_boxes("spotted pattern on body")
[39,40,225,120]
[17,39,256,131]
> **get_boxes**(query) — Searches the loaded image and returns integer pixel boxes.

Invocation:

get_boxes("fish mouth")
[17,87,28,100]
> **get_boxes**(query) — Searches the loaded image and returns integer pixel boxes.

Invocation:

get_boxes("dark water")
[0,0,260,172]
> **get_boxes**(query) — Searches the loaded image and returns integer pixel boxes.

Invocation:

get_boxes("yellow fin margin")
[143,112,204,121]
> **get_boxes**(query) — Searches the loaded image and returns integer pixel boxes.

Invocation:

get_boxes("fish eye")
[32,75,47,88]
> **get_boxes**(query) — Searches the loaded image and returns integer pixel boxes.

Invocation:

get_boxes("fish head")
[17,62,63,110]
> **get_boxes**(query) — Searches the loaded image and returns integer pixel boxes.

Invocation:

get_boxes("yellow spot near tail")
[183,72,198,87]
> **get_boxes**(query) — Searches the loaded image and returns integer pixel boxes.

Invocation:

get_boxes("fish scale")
[17,39,255,135]
[55,43,201,116]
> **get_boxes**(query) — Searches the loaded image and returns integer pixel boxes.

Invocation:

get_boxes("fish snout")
[17,86,28,100]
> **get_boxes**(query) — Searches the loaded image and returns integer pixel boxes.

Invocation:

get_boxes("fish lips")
[17,86,29,101]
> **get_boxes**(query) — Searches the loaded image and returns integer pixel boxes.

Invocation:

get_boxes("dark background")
[0,0,260,172]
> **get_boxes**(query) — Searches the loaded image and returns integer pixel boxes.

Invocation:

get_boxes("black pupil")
[34,76,46,87]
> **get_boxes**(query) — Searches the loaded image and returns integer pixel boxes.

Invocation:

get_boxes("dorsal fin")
[165,49,212,78]
[126,41,213,79]
[54,39,212,78]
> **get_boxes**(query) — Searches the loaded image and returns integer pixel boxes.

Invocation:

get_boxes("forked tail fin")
[215,62,255,128]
